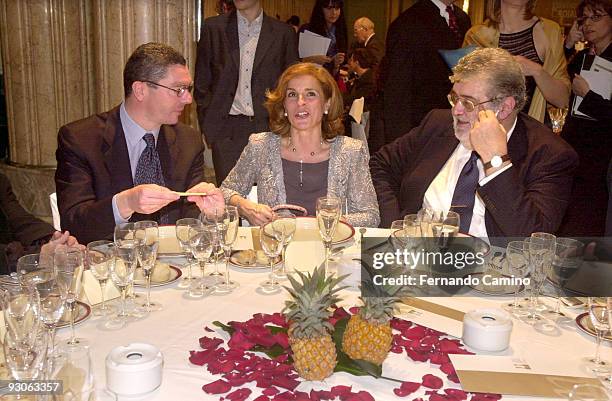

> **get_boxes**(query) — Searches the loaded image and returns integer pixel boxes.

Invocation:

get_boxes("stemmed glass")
[272,211,296,279]
[202,208,226,280]
[585,298,610,374]
[16,253,54,279]
[502,240,530,317]
[175,218,202,288]
[430,210,460,249]
[0,280,41,348]
[134,221,161,311]
[545,238,584,318]
[527,232,556,319]
[4,328,48,382]
[568,384,610,401]
[108,238,138,329]
[86,240,115,317]
[114,223,143,303]
[188,224,215,298]
[215,206,240,294]
[54,245,87,346]
[260,223,285,293]
[316,196,341,275]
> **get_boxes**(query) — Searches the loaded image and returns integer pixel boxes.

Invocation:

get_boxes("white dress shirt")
[430,0,452,24]
[229,9,263,117]
[422,117,517,239]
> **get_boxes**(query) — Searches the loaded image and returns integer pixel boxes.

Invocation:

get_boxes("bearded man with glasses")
[370,48,578,239]
[55,42,223,244]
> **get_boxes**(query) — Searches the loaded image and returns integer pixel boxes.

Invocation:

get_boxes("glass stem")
[225,249,232,286]
[513,287,520,309]
[199,260,206,290]
[324,242,330,276]
[120,286,127,316]
[270,258,275,285]
[146,273,152,308]
[186,255,193,279]
[594,330,603,364]
[100,280,107,310]
[281,245,287,275]
[69,301,76,343]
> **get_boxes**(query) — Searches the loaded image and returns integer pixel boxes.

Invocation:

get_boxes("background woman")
[464,0,570,123]
[559,0,612,236]
[300,0,348,76]
[220,63,379,228]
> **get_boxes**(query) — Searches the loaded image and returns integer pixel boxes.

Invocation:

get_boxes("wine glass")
[568,384,610,401]
[527,232,556,318]
[86,240,115,317]
[107,240,137,329]
[175,218,202,288]
[4,328,48,381]
[202,208,226,279]
[430,210,460,249]
[545,238,584,318]
[502,240,530,317]
[188,224,215,298]
[0,279,41,348]
[585,298,610,374]
[316,196,341,276]
[54,245,87,346]
[259,223,285,293]
[114,223,142,304]
[134,221,161,311]
[16,253,54,281]
[215,206,240,294]
[271,211,296,279]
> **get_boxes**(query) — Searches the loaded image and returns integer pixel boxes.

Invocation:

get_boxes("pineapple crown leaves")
[282,265,349,339]
[358,262,401,324]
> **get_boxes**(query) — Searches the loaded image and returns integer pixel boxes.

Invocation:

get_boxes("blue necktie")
[450,151,479,233]
[134,133,169,224]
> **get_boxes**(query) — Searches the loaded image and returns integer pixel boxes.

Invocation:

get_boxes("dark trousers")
[210,115,268,186]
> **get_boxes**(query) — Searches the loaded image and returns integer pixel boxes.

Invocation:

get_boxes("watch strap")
[483,154,511,170]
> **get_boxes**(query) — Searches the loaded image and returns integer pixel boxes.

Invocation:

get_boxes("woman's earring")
[284,111,288,117]
[324,110,329,115]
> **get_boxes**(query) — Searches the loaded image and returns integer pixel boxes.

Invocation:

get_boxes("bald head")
[353,17,375,44]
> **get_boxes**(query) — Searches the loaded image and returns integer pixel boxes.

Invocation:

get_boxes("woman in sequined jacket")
[220,63,380,228]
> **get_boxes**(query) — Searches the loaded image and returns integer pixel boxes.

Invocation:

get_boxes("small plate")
[294,217,355,245]
[575,312,612,342]
[230,250,282,270]
[57,301,91,329]
[464,272,525,295]
[133,264,182,287]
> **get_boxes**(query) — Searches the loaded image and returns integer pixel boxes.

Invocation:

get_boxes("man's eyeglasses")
[577,13,609,25]
[143,81,193,97]
[447,92,500,113]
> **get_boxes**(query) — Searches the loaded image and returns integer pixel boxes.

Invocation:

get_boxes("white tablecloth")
[61,228,611,401]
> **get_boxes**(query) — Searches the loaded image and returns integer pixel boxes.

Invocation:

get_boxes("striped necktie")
[450,151,479,233]
[134,133,169,224]
[446,5,462,43]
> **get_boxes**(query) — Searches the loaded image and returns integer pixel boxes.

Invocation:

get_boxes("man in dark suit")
[351,17,384,67]
[382,0,470,143]
[194,0,298,185]
[371,48,578,239]
[343,48,377,110]
[56,43,223,244]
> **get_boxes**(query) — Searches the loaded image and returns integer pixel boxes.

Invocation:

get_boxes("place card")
[450,354,602,397]
[397,299,464,338]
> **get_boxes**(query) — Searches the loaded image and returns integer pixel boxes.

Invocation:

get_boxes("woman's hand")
[572,74,590,97]
[333,52,345,69]
[234,197,274,226]
[565,20,584,49]
[186,182,225,216]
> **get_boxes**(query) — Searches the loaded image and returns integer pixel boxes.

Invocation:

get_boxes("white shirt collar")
[237,8,263,29]
[364,33,375,47]
[430,0,451,18]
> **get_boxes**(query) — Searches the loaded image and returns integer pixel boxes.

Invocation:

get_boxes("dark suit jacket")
[370,110,579,237]
[55,106,204,244]
[382,0,470,142]
[343,68,376,110]
[351,34,385,67]
[194,10,298,144]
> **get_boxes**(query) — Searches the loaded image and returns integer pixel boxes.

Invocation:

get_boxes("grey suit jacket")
[194,10,298,144]
[220,133,380,227]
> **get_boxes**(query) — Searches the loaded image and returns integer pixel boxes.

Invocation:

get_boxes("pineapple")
[342,279,400,365]
[283,265,346,381]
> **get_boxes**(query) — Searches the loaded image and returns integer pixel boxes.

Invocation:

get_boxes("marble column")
[0,0,198,218]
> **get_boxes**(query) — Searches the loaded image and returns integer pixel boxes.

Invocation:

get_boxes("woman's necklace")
[288,137,324,188]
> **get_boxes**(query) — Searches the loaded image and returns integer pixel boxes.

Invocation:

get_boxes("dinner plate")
[293,217,355,245]
[57,301,91,329]
[575,312,612,342]
[229,250,282,270]
[464,272,525,296]
[133,264,182,287]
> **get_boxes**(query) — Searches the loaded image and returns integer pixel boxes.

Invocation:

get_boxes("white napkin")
[81,270,120,305]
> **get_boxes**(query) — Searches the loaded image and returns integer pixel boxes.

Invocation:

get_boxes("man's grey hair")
[355,17,374,31]
[450,47,526,111]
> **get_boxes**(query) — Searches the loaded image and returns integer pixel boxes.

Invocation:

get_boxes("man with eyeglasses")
[55,42,224,244]
[351,17,384,67]
[371,48,578,239]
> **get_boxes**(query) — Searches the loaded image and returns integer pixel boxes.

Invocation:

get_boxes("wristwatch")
[483,154,511,170]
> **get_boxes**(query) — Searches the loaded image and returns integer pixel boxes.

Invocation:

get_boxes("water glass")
[188,224,215,297]
[54,245,87,346]
[586,298,610,374]
[545,238,584,318]
[27,271,66,359]
[215,206,240,294]
[0,281,41,348]
[16,253,54,281]
[175,218,202,287]
[272,211,296,279]
[107,241,137,329]
[502,240,530,316]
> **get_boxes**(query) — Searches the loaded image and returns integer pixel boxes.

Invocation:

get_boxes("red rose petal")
[204,326,214,332]
[405,326,427,339]
[422,374,443,389]
[430,352,450,365]
[273,391,296,401]
[394,381,421,397]
[311,390,334,400]
[429,393,452,401]
[273,332,290,349]
[202,379,232,394]
[254,396,271,401]
[440,362,456,376]
[331,385,353,397]
[406,348,429,362]
[199,336,224,350]
[226,388,252,401]
[271,375,300,391]
[444,389,468,400]
[447,374,460,384]
[470,393,502,401]
[263,388,280,396]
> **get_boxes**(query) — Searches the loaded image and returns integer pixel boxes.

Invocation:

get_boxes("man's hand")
[235,198,274,226]
[115,184,179,219]
[572,74,590,97]
[514,55,543,77]
[186,182,225,218]
[333,52,346,69]
[470,110,509,173]
[41,231,82,258]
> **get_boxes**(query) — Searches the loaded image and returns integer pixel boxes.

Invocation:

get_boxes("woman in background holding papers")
[299,0,348,76]
[559,0,612,236]
[219,63,379,228]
